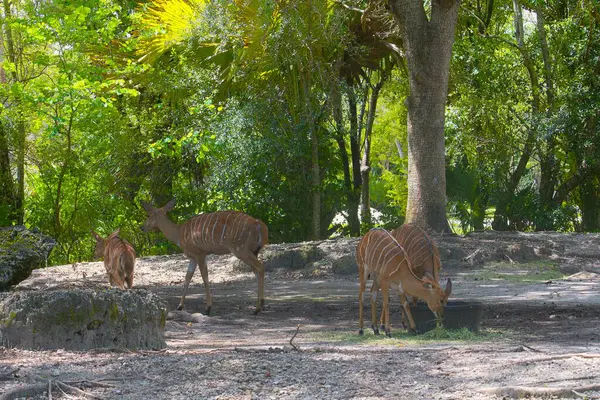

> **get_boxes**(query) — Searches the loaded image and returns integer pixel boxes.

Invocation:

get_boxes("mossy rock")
[331,255,357,276]
[0,289,167,350]
[0,226,56,290]
[262,244,326,271]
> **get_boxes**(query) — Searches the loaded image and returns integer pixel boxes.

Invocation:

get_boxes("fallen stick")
[48,379,53,400]
[481,384,600,398]
[511,353,600,365]
[290,324,301,351]
[54,381,106,400]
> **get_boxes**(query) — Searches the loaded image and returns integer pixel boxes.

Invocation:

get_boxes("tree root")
[481,384,600,398]
[0,379,111,400]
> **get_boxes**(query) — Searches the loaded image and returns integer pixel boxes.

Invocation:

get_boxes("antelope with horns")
[92,229,136,289]
[141,199,268,315]
[357,228,447,337]
[373,223,452,329]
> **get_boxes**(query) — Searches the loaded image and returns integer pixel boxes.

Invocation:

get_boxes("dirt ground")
[2,244,600,399]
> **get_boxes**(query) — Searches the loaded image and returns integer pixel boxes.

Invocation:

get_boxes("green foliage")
[2,0,600,266]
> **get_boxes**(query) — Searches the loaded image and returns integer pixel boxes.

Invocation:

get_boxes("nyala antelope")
[92,229,136,289]
[356,228,447,337]
[376,223,452,328]
[141,199,268,315]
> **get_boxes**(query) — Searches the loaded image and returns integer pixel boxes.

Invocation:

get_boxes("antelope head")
[420,275,448,318]
[92,229,120,260]
[141,199,176,232]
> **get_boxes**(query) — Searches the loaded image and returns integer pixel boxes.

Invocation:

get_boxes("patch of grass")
[312,327,505,346]
[470,260,565,283]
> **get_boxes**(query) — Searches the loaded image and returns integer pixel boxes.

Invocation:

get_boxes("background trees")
[1,0,600,265]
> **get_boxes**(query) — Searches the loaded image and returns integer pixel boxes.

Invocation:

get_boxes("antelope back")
[356,228,412,281]
[181,211,267,254]
[392,223,440,281]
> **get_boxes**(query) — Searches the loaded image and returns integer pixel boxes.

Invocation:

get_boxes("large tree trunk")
[389,0,460,232]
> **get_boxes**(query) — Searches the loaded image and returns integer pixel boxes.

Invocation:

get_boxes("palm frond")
[136,0,207,64]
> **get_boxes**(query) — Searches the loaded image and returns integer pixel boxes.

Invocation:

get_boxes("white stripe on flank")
[211,213,220,243]
[222,213,233,243]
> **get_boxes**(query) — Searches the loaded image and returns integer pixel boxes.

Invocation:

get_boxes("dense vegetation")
[1,0,599,265]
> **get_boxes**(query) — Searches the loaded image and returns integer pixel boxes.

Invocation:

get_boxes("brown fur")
[92,229,136,289]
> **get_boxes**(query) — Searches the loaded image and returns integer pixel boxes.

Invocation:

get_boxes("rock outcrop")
[0,288,167,350]
[0,226,56,290]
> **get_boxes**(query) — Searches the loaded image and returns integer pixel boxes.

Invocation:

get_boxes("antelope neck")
[155,213,182,247]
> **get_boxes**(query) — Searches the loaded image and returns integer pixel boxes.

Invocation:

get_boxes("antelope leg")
[381,281,392,338]
[358,266,366,335]
[399,293,417,333]
[177,259,198,311]
[370,278,380,335]
[235,252,265,315]
[197,257,213,315]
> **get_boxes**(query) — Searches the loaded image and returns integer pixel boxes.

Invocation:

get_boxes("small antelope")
[141,199,268,315]
[92,229,136,289]
[385,223,452,327]
[357,228,446,337]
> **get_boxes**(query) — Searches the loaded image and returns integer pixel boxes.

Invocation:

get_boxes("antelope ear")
[141,201,154,213]
[110,228,120,237]
[445,278,453,297]
[163,199,176,212]
[92,230,100,240]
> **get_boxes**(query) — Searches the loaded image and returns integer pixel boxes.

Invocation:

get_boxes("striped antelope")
[92,229,136,289]
[356,228,446,337]
[141,200,268,315]
[371,223,452,329]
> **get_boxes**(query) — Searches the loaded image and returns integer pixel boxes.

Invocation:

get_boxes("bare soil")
[2,241,600,399]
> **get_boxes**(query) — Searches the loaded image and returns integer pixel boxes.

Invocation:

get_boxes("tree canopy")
[1,0,599,265]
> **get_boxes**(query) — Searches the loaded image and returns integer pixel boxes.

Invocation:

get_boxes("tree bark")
[346,89,361,236]
[389,0,460,232]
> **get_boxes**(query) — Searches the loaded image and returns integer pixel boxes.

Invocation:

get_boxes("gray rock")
[0,288,167,350]
[0,226,56,290]
[331,255,357,276]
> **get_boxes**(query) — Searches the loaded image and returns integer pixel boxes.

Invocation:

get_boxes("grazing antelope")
[92,229,136,289]
[141,199,268,315]
[378,223,452,328]
[357,228,447,337]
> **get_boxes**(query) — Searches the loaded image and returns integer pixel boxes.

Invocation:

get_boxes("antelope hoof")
[372,326,380,335]
[385,330,392,338]
[253,307,261,315]
[380,324,385,331]
[358,329,364,336]
[205,306,212,316]
[176,304,184,311]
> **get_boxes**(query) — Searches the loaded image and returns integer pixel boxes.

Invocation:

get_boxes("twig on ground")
[481,384,600,398]
[512,353,600,365]
[290,324,301,351]
[516,344,544,353]
[54,380,106,400]
[48,379,53,400]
